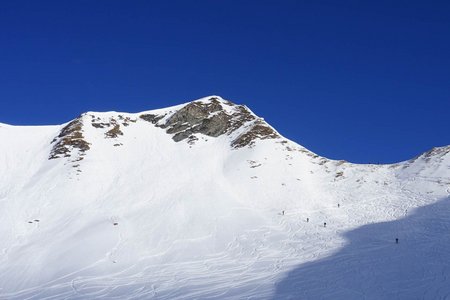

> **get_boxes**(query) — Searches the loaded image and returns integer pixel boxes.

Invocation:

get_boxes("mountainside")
[0,96,449,299]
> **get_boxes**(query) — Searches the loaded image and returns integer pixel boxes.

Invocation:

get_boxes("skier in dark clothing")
[324,222,327,227]
[396,238,399,244]
[306,217,309,223]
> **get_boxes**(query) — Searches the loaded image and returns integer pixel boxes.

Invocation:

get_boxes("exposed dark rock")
[161,100,232,143]
[198,112,230,137]
[231,121,279,148]
[227,105,257,133]
[91,122,110,129]
[105,124,123,138]
[139,114,166,124]
[336,171,344,177]
[248,160,262,168]
[165,102,211,127]
[173,130,194,142]
[166,123,191,135]
[187,135,198,145]
[137,98,280,147]
[82,97,280,150]
[49,118,90,160]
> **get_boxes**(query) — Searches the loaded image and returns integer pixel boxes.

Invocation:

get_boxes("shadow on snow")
[273,196,450,300]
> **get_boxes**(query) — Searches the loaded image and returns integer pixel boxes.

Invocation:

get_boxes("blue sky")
[0,0,449,163]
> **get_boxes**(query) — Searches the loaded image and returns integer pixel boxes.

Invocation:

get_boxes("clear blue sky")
[1,0,449,163]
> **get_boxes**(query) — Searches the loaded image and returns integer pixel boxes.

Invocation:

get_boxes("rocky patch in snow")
[418,146,450,163]
[231,119,279,148]
[140,96,281,148]
[49,117,90,161]
[91,115,132,139]
[49,96,281,161]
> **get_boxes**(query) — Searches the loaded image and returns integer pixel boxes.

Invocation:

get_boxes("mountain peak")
[139,96,280,147]
[48,96,281,162]
[192,95,231,105]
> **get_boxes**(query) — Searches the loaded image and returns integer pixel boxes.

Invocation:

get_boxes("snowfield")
[0,96,449,299]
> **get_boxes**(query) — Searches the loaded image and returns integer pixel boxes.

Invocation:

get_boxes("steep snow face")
[0,96,449,299]
[396,146,450,179]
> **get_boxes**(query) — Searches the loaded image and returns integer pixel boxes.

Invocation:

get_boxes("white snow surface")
[0,96,449,299]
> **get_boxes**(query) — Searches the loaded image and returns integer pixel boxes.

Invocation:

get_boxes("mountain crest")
[48,96,281,161]
[139,96,280,147]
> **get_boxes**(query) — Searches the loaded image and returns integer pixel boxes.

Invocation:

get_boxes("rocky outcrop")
[49,118,90,161]
[49,114,129,161]
[231,120,280,148]
[159,99,231,142]
[139,114,166,125]
[105,124,123,138]
[139,97,280,148]
[91,116,127,138]
[49,96,281,161]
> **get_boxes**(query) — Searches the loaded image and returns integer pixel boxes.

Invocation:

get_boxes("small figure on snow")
[337,203,340,208]
[324,222,327,227]
[282,210,285,215]
[306,217,309,223]
[395,238,399,244]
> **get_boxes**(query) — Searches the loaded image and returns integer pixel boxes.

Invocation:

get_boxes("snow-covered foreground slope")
[0,96,449,299]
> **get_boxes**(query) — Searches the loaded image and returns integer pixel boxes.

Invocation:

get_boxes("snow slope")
[0,96,449,299]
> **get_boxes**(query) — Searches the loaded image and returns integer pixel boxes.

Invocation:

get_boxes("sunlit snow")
[0,96,449,299]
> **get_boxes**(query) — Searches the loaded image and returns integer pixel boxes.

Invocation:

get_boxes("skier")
[306,217,309,223]
[396,238,399,244]
[337,203,340,208]
[324,222,327,227]
[282,210,285,215]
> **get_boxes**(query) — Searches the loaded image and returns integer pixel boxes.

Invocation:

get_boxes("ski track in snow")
[3,186,449,300]
[0,97,449,299]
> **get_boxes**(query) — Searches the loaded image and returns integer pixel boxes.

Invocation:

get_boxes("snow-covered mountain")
[0,96,449,299]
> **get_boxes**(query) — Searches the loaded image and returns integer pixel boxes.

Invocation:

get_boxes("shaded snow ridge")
[49,96,280,161]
